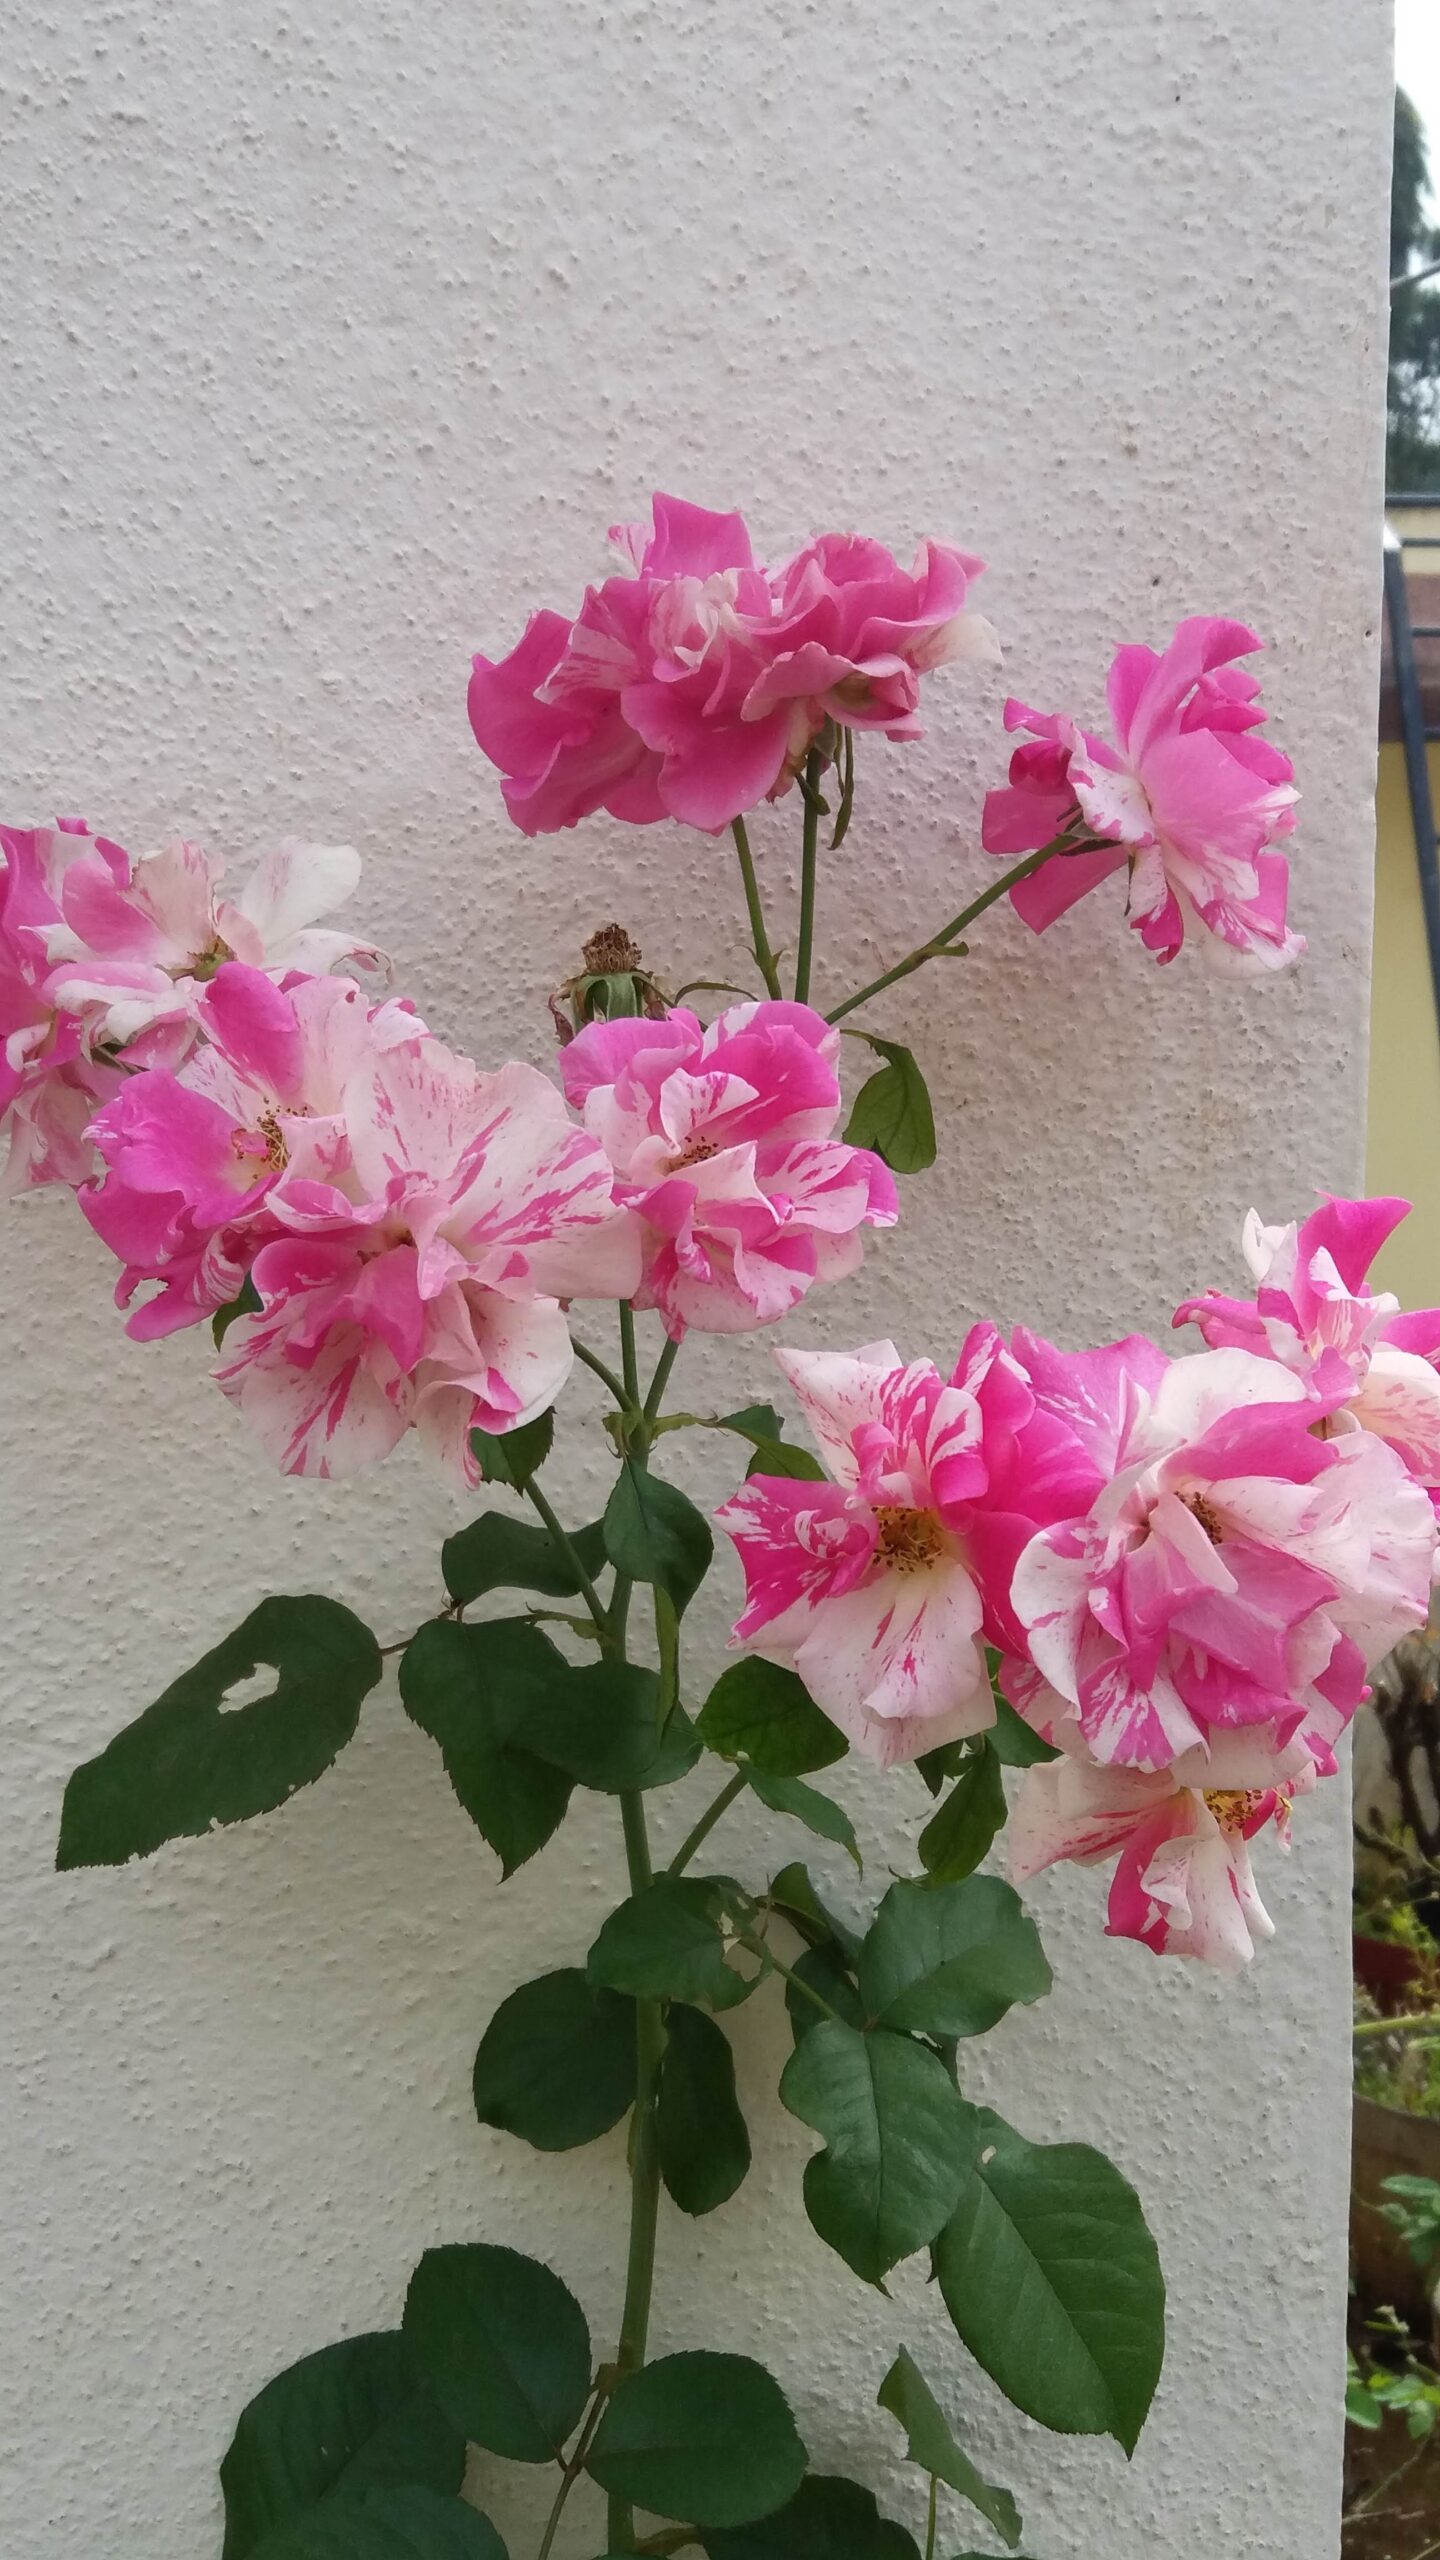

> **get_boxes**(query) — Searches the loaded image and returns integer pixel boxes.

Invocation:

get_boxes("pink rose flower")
[559,999,898,1337]
[214,1029,640,1480]
[981,617,1302,972]
[1008,1336,1436,1774]
[1009,1735,1321,1975]
[714,1330,1094,1765]
[469,494,996,836]
[1174,1195,1440,1504]
[0,822,121,1190]
[81,964,423,1339]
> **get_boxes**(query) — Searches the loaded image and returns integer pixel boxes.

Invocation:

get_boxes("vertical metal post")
[1384,526,1440,1033]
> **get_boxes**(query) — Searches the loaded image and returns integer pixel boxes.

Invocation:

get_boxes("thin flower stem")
[619,1303,642,1408]
[825,841,1063,1025]
[535,2386,609,2560]
[1353,2011,1440,2038]
[654,1587,680,1728]
[571,1334,633,1408]
[668,1768,749,1875]
[522,1478,612,1646]
[923,2473,938,2560]
[740,1933,845,2024]
[644,1337,681,1423]
[794,747,824,1004]
[731,815,785,999]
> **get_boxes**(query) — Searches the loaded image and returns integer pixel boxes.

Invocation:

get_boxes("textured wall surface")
[0,6,1392,2556]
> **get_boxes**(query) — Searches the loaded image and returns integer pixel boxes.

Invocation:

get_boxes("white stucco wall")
[0,6,1391,2556]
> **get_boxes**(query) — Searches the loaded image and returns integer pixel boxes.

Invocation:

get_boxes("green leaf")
[914,1739,968,1798]
[603,1459,714,1615]
[933,2107,1165,2452]
[657,2005,750,2215]
[696,1660,845,1777]
[918,1745,1007,1885]
[247,2487,507,2560]
[858,1877,1051,2039]
[877,2350,1021,2551]
[745,1441,827,1482]
[471,1970,635,2152]
[747,1769,860,1869]
[522,1658,700,1793]
[586,2350,807,2526]
[588,1876,758,2011]
[398,1620,571,1878]
[220,2333,465,2559]
[767,1863,864,1966]
[717,1402,786,1445]
[785,1945,865,2043]
[843,1038,936,1174]
[470,1409,555,1488]
[212,1272,262,1348]
[988,1692,1058,1768]
[700,2473,920,2560]
[401,2244,590,2464]
[57,1595,382,1870]
[778,2021,974,2283]
[441,1513,607,1610]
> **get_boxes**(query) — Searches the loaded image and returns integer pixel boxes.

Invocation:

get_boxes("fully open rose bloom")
[81,965,424,1339]
[715,1332,1096,1764]
[469,494,997,835]
[982,617,1301,971]
[560,999,897,1336]
[0,820,380,1190]
[207,1022,640,1479]
[1008,1735,1321,1975]
[1174,1194,1440,1501]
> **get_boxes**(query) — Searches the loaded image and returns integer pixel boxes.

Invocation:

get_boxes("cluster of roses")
[1,493,1416,1974]
[723,1194,1440,1972]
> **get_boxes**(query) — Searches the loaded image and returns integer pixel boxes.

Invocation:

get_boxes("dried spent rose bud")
[553,923,669,1038]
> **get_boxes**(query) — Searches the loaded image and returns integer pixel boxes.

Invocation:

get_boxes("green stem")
[644,1337,681,1424]
[668,1768,749,1875]
[794,748,824,1004]
[535,2388,609,2560]
[1353,2010,1440,2038]
[740,1932,845,2024]
[521,1478,613,1646]
[825,841,1065,1025]
[571,1334,634,1409]
[731,815,785,999]
[654,1588,681,1731]
[611,1786,665,2550]
[619,1304,642,1408]
[923,2474,937,2560]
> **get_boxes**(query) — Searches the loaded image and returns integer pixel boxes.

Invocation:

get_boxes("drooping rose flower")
[468,494,996,836]
[1008,1732,1321,1974]
[1008,1336,1435,1773]
[559,999,897,1337]
[214,1030,640,1479]
[81,964,423,1339]
[981,617,1301,971]
[1174,1194,1440,1502]
[714,1331,1095,1765]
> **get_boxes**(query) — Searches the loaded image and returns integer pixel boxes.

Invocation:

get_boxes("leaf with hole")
[398,1620,571,1877]
[472,1970,636,2152]
[401,2244,590,2464]
[917,1745,1007,1886]
[603,1460,714,1615]
[586,2350,807,2526]
[843,1038,936,1174]
[779,2020,974,2283]
[747,1769,860,1869]
[657,2004,750,2215]
[588,1876,759,2012]
[441,1513,607,1610]
[700,2473,920,2560]
[57,1595,382,1870]
[220,2332,465,2559]
[933,2108,1165,2452]
[858,1877,1050,2038]
[877,2351,1020,2551]
[523,1658,699,1793]
[696,1660,845,1777]
[247,2487,507,2559]
[470,1409,555,1487]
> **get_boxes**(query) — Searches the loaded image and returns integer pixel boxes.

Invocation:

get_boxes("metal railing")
[1383,513,1440,1027]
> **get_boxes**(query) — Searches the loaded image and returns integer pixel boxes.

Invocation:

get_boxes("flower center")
[873,1505,947,1572]
[665,1135,721,1171]
[184,935,235,984]
[1203,1786,1290,1837]
[231,1108,291,1175]
[1183,1491,1224,1544]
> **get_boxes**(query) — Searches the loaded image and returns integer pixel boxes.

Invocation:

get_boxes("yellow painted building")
[1368,502,1440,1308]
